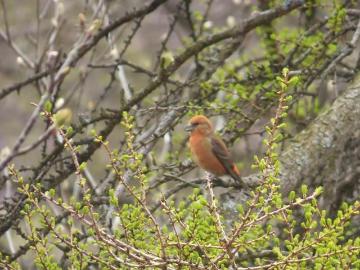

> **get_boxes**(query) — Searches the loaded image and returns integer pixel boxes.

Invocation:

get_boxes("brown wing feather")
[211,137,238,179]
[211,137,247,188]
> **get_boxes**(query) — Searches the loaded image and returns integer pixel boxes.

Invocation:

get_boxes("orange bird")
[185,115,247,188]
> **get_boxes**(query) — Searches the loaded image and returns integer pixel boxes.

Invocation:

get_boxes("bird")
[185,115,247,188]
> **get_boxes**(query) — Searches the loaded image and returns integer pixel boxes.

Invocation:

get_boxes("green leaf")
[288,191,296,202]
[301,184,308,196]
[44,100,53,112]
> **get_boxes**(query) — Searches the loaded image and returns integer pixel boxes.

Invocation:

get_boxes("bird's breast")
[189,135,226,175]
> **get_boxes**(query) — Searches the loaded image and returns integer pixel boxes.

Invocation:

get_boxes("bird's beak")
[184,124,194,132]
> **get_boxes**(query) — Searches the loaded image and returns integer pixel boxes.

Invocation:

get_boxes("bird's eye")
[192,122,199,126]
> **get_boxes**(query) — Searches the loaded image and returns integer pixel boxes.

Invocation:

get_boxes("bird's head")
[185,115,213,136]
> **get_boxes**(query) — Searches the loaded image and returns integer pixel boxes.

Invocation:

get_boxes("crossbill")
[185,115,247,188]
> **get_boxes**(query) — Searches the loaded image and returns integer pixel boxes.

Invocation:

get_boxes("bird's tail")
[229,165,248,189]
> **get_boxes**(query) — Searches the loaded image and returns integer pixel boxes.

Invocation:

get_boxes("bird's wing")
[210,136,247,188]
[210,137,237,177]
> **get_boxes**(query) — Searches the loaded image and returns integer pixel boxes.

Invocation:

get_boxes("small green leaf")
[44,100,53,112]
[288,191,296,202]
[301,184,308,196]
[282,67,289,78]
